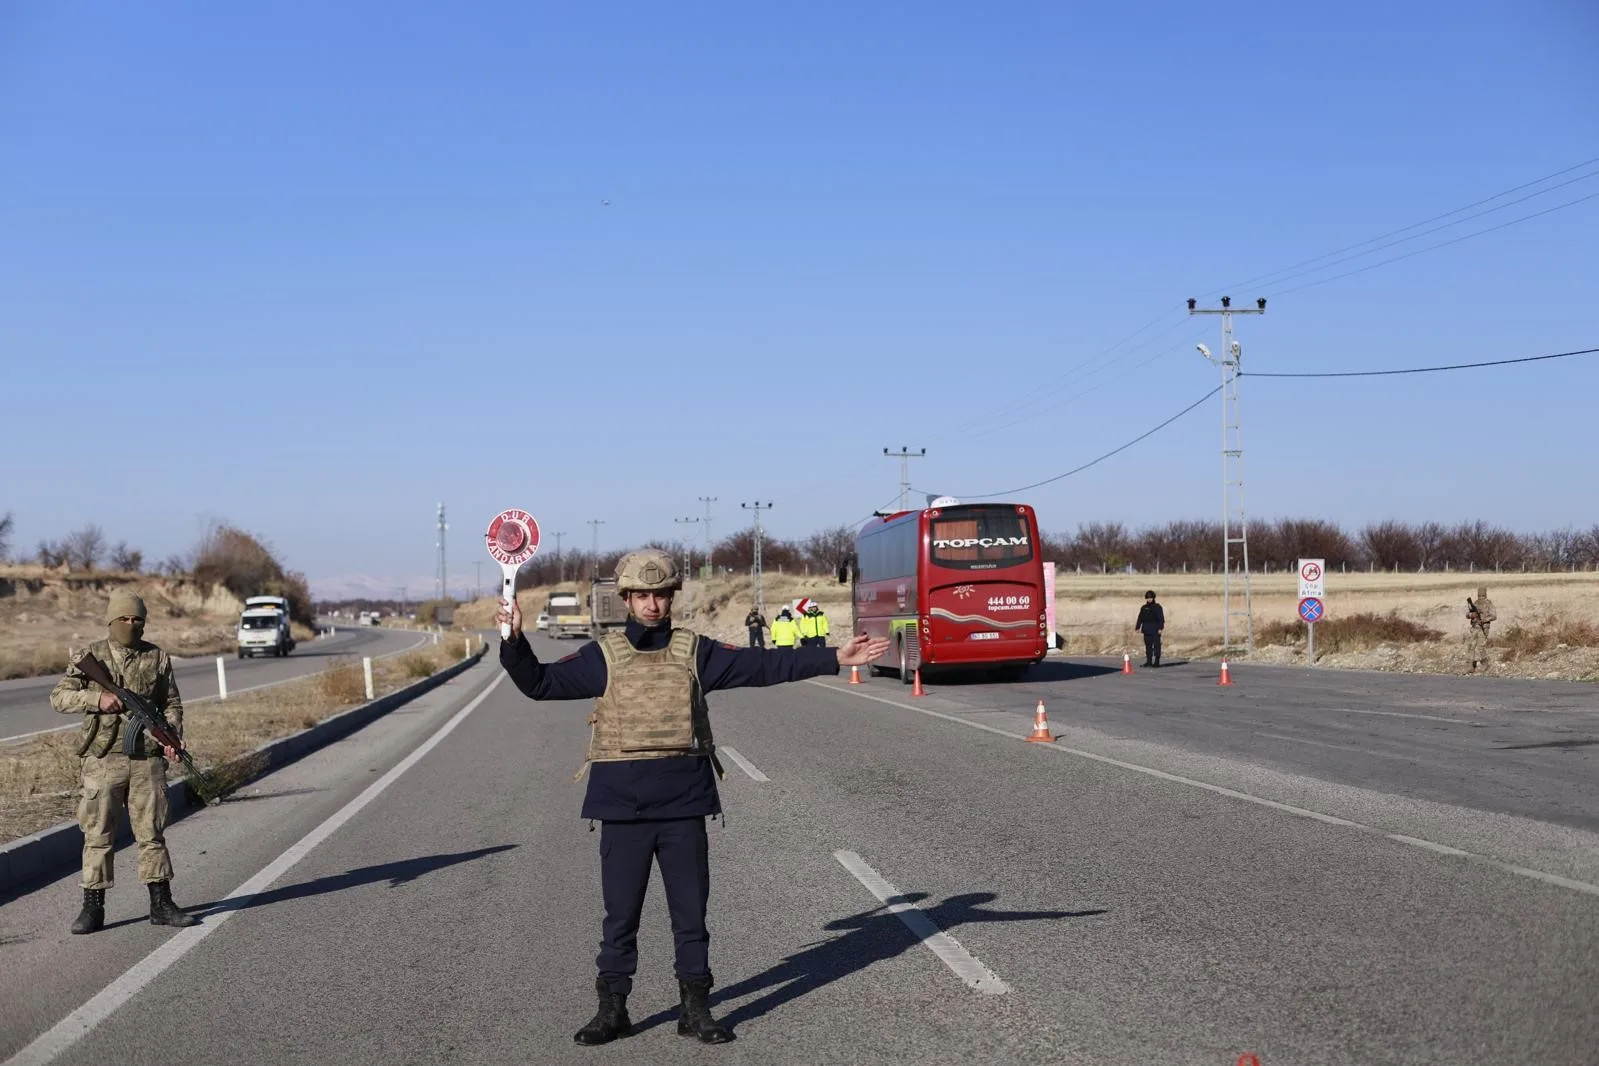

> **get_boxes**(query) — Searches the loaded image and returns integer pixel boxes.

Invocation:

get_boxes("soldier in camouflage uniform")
[497,549,887,1046]
[50,591,199,934]
[1466,585,1496,674]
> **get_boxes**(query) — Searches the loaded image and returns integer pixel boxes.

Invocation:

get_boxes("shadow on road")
[221,787,328,803]
[192,844,517,916]
[629,891,1107,1037]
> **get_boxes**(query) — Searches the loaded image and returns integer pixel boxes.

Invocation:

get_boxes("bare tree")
[37,539,67,568]
[159,553,191,577]
[1072,521,1130,573]
[63,524,107,572]
[0,511,13,562]
[109,542,144,573]
[802,526,857,574]
[1361,520,1418,571]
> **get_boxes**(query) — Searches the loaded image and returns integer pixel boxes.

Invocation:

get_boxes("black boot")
[70,889,105,935]
[148,881,199,927]
[677,978,734,1044]
[574,977,631,1046]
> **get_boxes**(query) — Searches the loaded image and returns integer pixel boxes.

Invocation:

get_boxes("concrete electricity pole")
[674,516,702,576]
[587,519,605,581]
[553,531,566,582]
[698,496,717,575]
[741,501,774,616]
[1188,295,1266,655]
[435,503,448,603]
[883,447,925,510]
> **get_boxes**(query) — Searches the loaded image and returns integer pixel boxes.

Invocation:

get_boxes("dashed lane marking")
[719,745,769,782]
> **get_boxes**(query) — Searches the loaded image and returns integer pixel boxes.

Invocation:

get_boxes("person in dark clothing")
[1135,590,1165,667]
[497,548,887,1047]
[743,607,767,648]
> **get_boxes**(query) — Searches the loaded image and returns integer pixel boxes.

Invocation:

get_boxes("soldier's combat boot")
[70,889,105,935]
[573,977,631,1046]
[677,978,734,1044]
[147,881,199,927]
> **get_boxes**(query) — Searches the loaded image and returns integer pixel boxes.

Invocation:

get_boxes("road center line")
[833,850,1010,995]
[811,680,1599,900]
[3,669,507,1066]
[719,745,768,782]
[1333,707,1466,724]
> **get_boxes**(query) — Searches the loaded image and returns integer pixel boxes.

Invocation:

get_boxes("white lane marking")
[833,850,1010,995]
[3,669,507,1066]
[812,680,1599,900]
[1334,707,1466,724]
[1,635,434,746]
[719,746,768,782]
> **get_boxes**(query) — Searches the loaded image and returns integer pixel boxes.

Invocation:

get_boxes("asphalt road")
[1,641,1595,1065]
[0,625,433,743]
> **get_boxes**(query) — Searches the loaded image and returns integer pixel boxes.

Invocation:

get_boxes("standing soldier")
[496,549,887,1046]
[798,604,830,648]
[1466,585,1496,674]
[50,592,199,934]
[1134,590,1165,668]
[743,605,767,648]
[770,607,800,650]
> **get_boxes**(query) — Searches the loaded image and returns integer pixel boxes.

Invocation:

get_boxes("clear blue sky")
[3,1,1595,598]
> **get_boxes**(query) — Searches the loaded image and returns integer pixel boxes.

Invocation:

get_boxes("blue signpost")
[1298,596,1325,663]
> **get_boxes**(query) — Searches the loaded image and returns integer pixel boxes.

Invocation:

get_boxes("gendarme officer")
[496,549,886,1046]
[50,591,199,934]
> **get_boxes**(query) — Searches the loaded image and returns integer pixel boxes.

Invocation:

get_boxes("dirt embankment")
[0,567,270,680]
[455,570,1599,681]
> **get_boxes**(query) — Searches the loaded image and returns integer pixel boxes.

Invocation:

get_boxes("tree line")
[505,517,1599,589]
[0,512,312,623]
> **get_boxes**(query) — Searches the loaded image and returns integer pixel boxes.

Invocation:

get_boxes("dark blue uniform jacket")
[500,618,839,820]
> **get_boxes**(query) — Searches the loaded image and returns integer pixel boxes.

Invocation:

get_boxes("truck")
[237,596,295,658]
[543,591,590,639]
[588,579,628,641]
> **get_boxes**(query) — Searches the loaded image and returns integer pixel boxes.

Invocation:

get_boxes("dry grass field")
[454,569,1599,682]
[0,641,471,842]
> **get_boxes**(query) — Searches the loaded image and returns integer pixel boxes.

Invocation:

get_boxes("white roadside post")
[1298,558,1326,666]
[362,656,374,701]
[484,507,543,642]
[463,637,470,660]
[216,656,228,700]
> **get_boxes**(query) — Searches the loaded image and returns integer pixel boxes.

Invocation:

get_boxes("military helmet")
[106,590,148,623]
[615,548,682,593]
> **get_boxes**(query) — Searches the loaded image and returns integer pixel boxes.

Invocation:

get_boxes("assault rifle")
[73,653,221,805]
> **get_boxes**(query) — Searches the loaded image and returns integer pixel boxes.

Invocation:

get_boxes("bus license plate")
[969,632,999,640]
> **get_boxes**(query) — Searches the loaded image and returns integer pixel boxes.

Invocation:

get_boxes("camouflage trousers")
[78,752,173,889]
[1466,626,1490,668]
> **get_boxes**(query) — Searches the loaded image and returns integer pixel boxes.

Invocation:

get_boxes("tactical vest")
[579,629,714,778]
[72,639,170,758]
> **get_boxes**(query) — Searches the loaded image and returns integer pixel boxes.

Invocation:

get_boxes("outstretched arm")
[496,597,607,700]
[697,634,889,692]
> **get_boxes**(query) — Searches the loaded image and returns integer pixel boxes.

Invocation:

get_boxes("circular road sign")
[1300,561,1323,584]
[1298,596,1325,624]
[485,509,541,567]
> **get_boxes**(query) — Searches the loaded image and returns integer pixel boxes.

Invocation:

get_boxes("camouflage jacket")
[51,638,184,758]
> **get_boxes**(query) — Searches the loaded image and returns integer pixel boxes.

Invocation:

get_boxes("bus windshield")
[929,506,1034,571]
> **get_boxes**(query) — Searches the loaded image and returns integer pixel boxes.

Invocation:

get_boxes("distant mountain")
[310,573,455,601]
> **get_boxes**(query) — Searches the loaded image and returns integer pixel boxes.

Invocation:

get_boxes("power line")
[1267,188,1599,298]
[1209,156,1599,295]
[916,385,1221,501]
[1244,345,1599,379]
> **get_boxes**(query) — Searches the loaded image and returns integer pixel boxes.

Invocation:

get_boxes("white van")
[237,596,295,658]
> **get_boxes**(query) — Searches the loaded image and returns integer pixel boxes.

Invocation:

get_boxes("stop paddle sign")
[485,509,541,638]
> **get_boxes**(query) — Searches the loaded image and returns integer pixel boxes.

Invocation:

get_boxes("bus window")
[930,507,1034,570]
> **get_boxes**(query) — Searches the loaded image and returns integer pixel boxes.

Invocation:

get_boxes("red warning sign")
[485,509,540,566]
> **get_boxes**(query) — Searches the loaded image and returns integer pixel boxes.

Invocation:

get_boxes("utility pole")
[674,516,701,577]
[883,447,926,511]
[553,531,566,583]
[435,503,448,603]
[741,501,774,616]
[698,496,717,576]
[587,519,605,581]
[474,561,482,600]
[1189,296,1266,655]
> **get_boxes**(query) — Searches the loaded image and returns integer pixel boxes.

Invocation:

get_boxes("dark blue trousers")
[597,818,710,995]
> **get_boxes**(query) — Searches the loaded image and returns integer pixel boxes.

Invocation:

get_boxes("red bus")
[840,499,1048,683]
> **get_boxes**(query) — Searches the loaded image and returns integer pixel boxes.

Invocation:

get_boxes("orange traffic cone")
[1218,659,1233,686]
[912,669,925,697]
[849,664,862,685]
[1122,653,1133,675]
[1237,1055,1261,1066]
[1026,700,1055,743]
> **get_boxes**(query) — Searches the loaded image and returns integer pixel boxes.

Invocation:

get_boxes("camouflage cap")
[615,548,682,593]
[106,590,148,623]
